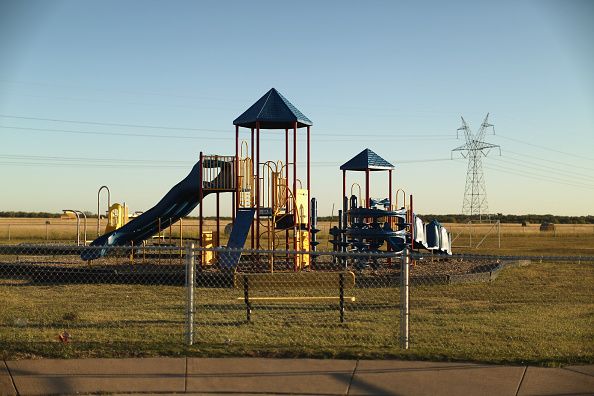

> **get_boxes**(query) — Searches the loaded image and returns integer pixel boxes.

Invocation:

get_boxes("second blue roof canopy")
[340,148,394,171]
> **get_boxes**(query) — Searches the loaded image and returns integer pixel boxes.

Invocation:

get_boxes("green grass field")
[1,260,592,365]
[0,220,592,363]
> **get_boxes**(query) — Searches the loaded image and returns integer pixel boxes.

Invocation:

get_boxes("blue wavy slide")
[81,161,216,260]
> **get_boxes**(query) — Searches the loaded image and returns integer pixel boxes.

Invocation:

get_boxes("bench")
[233,271,356,323]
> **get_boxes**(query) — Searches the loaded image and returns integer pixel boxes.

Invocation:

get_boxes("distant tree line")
[0,211,96,218]
[1,212,593,224]
[414,214,594,225]
[318,214,594,224]
[0,211,62,218]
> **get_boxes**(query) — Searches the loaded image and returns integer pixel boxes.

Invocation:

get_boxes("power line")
[483,161,594,190]
[0,161,188,169]
[504,149,594,173]
[0,78,249,104]
[497,134,594,162]
[485,159,594,187]
[0,125,228,140]
[491,155,594,183]
[0,114,228,133]
[0,154,192,164]
[0,80,471,119]
[0,153,460,168]
[0,113,454,140]
[0,124,456,142]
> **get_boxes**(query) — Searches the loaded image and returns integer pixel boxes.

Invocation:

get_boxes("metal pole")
[400,247,410,349]
[158,217,161,264]
[180,218,183,262]
[389,169,393,213]
[75,210,87,246]
[216,192,220,247]
[169,218,173,265]
[235,125,239,218]
[293,122,297,271]
[365,169,370,208]
[251,127,255,249]
[185,242,195,346]
[498,220,501,249]
[97,185,110,237]
[64,210,80,246]
[306,125,311,240]
[199,152,203,248]
[285,128,289,251]
[256,122,260,249]
[293,122,297,203]
[409,195,414,251]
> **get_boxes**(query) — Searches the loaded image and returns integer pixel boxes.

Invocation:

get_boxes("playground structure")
[82,88,451,268]
[329,149,451,269]
[83,89,314,269]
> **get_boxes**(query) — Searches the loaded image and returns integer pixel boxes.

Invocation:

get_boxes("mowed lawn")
[1,260,592,365]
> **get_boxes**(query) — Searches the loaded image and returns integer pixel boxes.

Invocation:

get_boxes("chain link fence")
[189,247,403,354]
[0,243,592,362]
[407,252,594,363]
[0,243,189,356]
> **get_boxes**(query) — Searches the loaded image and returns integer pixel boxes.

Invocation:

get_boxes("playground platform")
[2,357,593,395]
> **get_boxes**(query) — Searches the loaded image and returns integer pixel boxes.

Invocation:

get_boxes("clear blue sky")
[1,0,593,216]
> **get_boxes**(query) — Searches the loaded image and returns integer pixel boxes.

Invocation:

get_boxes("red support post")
[342,170,346,212]
[285,128,289,250]
[365,169,370,208]
[389,169,393,226]
[216,192,220,247]
[251,128,255,249]
[293,122,297,201]
[307,126,311,237]
[388,169,393,259]
[234,125,239,221]
[293,122,297,271]
[410,194,415,254]
[389,170,393,209]
[256,122,261,249]
[199,151,203,248]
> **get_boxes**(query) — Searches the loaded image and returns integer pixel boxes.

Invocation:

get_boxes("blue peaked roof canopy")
[340,148,394,171]
[233,88,313,129]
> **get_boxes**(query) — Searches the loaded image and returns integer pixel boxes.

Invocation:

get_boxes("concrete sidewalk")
[1,357,593,395]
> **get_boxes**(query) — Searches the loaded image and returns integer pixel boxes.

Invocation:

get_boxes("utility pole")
[452,114,500,221]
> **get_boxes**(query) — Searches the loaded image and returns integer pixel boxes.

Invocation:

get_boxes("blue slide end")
[81,161,210,260]
[386,236,406,254]
[218,208,255,269]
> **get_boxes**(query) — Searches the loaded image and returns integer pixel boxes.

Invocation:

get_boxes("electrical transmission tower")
[452,113,500,221]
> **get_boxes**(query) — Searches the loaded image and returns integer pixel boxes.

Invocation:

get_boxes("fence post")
[400,248,410,349]
[498,220,501,248]
[185,242,195,346]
